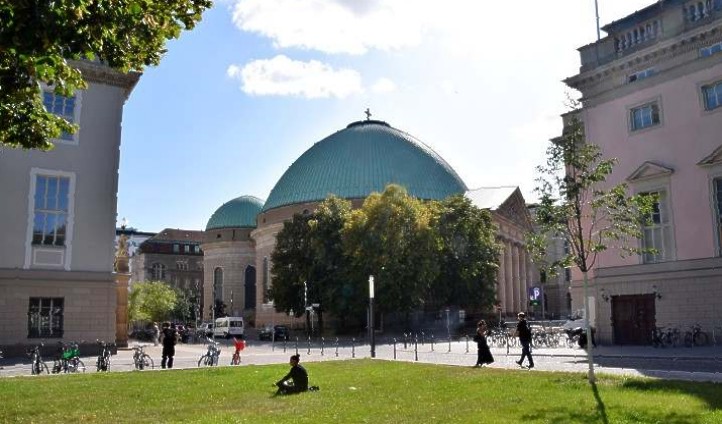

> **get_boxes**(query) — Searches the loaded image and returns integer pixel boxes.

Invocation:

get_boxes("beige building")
[0,62,139,355]
[202,120,539,329]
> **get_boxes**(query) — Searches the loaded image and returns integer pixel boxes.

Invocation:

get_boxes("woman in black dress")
[473,320,494,367]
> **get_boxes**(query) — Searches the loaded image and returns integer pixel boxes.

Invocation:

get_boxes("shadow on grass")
[591,382,609,424]
[621,378,722,411]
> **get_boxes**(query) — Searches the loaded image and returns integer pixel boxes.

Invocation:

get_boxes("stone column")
[504,242,514,314]
[519,246,527,313]
[497,239,506,310]
[511,243,520,314]
[114,234,130,347]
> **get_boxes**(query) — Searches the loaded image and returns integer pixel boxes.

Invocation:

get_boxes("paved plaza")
[2,338,721,383]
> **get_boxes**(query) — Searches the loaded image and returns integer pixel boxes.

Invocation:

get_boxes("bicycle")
[231,337,245,365]
[198,338,220,367]
[96,340,113,372]
[683,324,709,347]
[52,341,86,373]
[27,343,50,375]
[132,345,154,370]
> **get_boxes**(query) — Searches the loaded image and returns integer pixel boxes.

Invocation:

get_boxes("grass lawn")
[0,359,720,423]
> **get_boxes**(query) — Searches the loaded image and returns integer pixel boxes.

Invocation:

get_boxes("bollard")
[335,337,339,357]
[307,336,311,355]
[283,337,287,353]
[465,335,469,353]
[272,336,275,352]
[403,333,408,349]
[352,338,356,358]
[321,337,325,356]
[295,337,299,356]
[393,338,397,360]
[448,335,452,353]
[431,334,434,352]
[414,335,419,361]
[421,331,425,346]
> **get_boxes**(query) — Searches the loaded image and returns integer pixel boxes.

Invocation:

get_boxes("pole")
[369,275,375,358]
[582,271,596,383]
[594,0,601,41]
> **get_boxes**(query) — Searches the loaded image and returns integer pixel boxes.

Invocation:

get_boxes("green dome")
[263,120,467,211]
[206,196,264,230]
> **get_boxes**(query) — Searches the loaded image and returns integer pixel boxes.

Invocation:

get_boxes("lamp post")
[369,275,375,358]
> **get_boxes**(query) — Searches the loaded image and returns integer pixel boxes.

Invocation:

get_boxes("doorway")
[611,294,656,345]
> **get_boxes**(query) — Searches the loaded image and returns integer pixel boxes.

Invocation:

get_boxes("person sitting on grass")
[274,354,318,394]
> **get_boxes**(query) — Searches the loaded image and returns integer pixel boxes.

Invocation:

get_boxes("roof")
[600,1,669,34]
[206,195,264,230]
[263,120,468,211]
[150,228,204,243]
[465,186,518,210]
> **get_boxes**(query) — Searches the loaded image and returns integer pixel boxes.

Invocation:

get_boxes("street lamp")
[369,275,375,358]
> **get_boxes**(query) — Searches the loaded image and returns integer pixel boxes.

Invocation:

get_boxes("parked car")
[259,325,290,341]
[197,322,214,338]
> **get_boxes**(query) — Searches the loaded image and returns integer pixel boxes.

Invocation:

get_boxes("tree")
[527,111,654,383]
[171,288,196,324]
[0,0,212,150]
[128,281,177,324]
[428,195,500,311]
[344,185,438,321]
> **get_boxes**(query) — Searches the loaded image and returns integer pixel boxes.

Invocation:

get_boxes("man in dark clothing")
[275,354,309,395]
[515,312,534,369]
[160,322,178,369]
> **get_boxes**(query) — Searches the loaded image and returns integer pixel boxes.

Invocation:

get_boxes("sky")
[117,0,655,233]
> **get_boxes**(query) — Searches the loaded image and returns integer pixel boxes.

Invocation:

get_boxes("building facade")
[0,61,139,354]
[565,0,722,344]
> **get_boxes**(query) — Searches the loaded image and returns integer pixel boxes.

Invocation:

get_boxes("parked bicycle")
[52,341,85,373]
[683,324,709,347]
[96,340,114,372]
[132,345,154,370]
[198,338,220,367]
[27,343,49,375]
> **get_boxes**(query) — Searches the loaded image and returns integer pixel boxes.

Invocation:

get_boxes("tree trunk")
[582,270,596,383]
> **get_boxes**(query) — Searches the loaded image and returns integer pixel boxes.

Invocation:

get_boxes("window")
[194,245,200,254]
[628,68,655,83]
[184,244,190,253]
[176,261,188,271]
[42,91,77,142]
[262,257,269,303]
[641,191,673,263]
[630,102,661,131]
[702,80,722,111]
[701,41,722,58]
[28,297,64,338]
[32,175,70,246]
[173,244,179,253]
[152,263,167,280]
[214,267,223,301]
[714,178,722,255]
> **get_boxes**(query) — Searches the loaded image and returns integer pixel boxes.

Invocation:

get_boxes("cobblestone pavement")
[2,339,721,383]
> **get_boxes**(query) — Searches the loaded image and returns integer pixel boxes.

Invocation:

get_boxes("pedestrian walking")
[152,322,160,347]
[473,320,494,367]
[514,312,534,369]
[160,322,179,369]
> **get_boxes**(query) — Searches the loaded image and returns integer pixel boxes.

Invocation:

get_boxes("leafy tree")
[527,111,654,383]
[428,195,500,311]
[128,281,177,323]
[344,185,438,321]
[269,212,314,319]
[171,288,196,324]
[213,299,227,319]
[0,0,211,150]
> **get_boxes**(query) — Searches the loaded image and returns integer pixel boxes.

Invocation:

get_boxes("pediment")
[697,145,722,167]
[626,161,674,182]
[496,188,533,231]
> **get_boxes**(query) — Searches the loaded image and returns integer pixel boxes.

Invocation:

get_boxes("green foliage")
[528,110,656,276]
[128,281,177,323]
[268,185,501,329]
[171,288,197,324]
[0,0,212,150]
[1,360,720,423]
[428,195,500,311]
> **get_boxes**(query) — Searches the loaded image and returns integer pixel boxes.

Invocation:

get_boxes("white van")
[213,317,244,339]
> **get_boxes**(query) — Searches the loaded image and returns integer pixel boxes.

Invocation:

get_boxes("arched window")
[151,263,166,280]
[262,257,269,303]
[213,267,223,301]
[244,265,257,310]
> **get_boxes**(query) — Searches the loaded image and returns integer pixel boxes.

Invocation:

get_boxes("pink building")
[565,0,722,344]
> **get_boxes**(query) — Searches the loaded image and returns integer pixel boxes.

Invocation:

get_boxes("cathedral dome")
[263,120,467,211]
[206,195,264,230]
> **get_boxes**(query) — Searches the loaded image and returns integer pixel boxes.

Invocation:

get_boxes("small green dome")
[206,196,264,230]
[263,120,467,211]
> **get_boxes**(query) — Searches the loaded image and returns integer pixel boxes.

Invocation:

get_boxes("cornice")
[567,22,722,94]
[70,60,141,99]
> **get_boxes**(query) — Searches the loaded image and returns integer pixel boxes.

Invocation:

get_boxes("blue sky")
[118,0,654,232]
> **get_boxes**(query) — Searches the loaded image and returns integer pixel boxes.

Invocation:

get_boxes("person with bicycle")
[232,336,245,365]
[160,322,179,369]
[274,354,317,395]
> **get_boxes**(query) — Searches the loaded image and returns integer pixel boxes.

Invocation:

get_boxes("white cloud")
[231,0,430,54]
[228,55,363,99]
[371,78,397,94]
